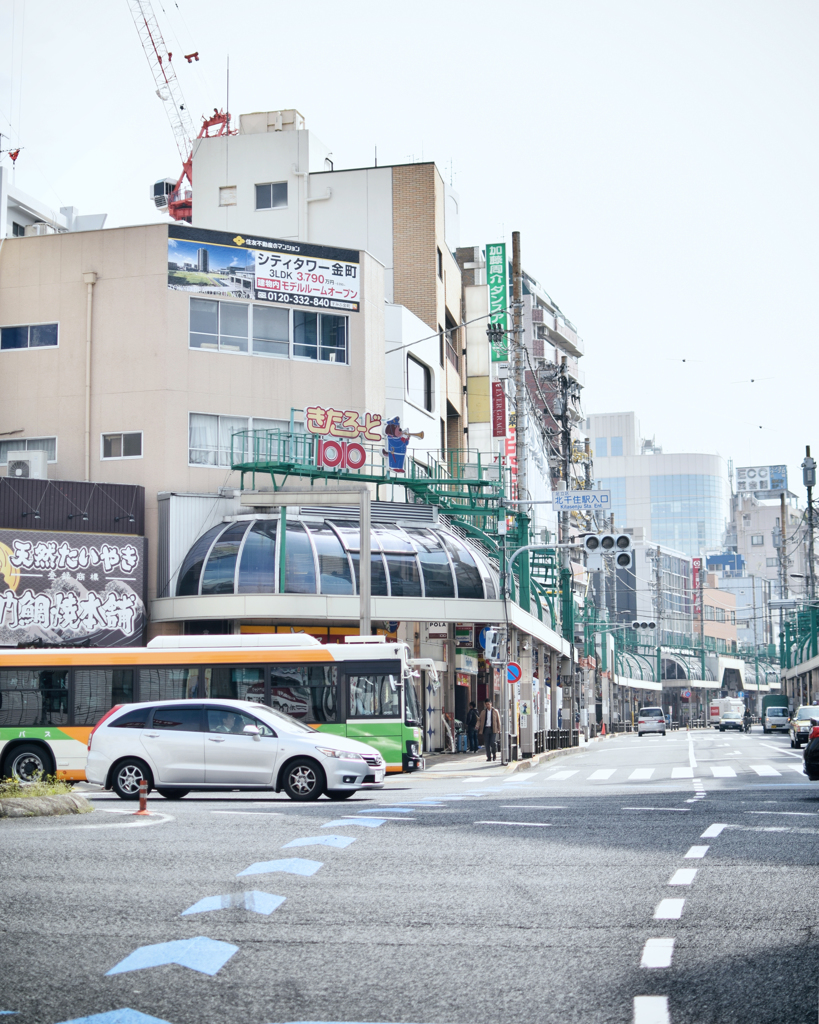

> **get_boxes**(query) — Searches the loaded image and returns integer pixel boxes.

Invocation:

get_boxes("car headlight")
[316,747,365,761]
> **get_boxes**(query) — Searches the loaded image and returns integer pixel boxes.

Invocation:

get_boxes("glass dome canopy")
[176,517,499,600]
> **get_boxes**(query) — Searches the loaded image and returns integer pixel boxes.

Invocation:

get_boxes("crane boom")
[128,0,196,165]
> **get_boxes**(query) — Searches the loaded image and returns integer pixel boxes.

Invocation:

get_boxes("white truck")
[709,697,745,728]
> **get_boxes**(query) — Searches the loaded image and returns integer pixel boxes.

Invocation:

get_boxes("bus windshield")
[405,676,422,725]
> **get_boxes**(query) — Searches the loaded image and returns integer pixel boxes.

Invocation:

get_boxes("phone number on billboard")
[255,291,359,311]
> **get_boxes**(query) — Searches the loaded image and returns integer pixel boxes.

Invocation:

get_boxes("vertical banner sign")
[486,243,508,362]
[491,382,507,438]
[692,558,702,616]
[505,414,518,500]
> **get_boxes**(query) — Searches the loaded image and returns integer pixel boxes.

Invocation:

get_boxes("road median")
[0,793,93,818]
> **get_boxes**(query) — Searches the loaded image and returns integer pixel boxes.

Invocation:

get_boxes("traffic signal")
[483,628,501,662]
[583,533,633,569]
[631,621,657,630]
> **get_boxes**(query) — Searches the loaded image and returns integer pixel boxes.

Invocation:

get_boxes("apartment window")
[1,322,58,350]
[766,557,778,567]
[407,355,432,411]
[751,534,764,546]
[595,437,607,458]
[729,611,736,625]
[610,436,623,457]
[189,414,248,467]
[293,311,348,363]
[252,305,289,357]
[438,326,445,368]
[0,437,57,465]
[189,299,248,353]
[255,182,288,210]
[101,432,143,460]
[437,247,443,280]
[219,186,237,207]
[12,222,25,237]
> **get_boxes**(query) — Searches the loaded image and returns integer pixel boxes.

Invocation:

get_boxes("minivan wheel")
[326,789,355,801]
[156,788,189,800]
[112,759,152,800]
[282,758,325,801]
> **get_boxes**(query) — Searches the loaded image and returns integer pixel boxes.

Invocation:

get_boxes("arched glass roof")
[176,517,499,600]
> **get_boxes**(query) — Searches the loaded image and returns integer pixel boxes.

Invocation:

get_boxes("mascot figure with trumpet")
[383,416,423,473]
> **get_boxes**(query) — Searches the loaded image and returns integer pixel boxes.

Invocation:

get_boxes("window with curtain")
[189,413,248,467]
[0,437,57,465]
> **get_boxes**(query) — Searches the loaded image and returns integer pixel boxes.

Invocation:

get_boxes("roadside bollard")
[134,778,150,816]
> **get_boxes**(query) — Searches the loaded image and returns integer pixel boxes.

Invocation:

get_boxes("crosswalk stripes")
[710,766,736,778]
[526,762,802,783]
[588,769,617,780]
[629,768,655,780]
[750,765,780,776]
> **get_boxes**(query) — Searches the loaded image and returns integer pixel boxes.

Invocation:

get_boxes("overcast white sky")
[2,0,817,495]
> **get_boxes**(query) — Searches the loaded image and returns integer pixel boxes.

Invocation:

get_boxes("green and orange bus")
[0,634,425,783]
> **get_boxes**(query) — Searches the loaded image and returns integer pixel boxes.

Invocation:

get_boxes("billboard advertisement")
[486,242,508,362]
[736,465,788,495]
[168,225,360,312]
[0,531,147,647]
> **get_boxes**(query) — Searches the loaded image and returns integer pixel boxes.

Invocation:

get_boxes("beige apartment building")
[0,223,385,604]
[190,111,467,453]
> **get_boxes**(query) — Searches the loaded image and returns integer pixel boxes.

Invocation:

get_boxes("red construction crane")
[127,0,234,222]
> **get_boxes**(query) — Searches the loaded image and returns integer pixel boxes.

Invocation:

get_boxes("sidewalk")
[419,730,617,779]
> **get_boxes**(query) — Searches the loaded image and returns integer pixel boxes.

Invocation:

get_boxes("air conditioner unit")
[5,450,48,480]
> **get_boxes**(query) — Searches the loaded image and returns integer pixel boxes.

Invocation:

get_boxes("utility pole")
[802,445,816,602]
[779,491,789,656]
[557,354,575,745]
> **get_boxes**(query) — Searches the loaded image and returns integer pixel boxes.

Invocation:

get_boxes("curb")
[508,733,615,773]
[0,793,93,819]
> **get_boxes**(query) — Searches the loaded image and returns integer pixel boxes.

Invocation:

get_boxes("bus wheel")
[4,744,52,783]
[156,788,189,800]
[325,789,355,801]
[283,758,325,801]
[112,759,152,800]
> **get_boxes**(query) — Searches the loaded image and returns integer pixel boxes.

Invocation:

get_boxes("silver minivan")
[763,706,789,734]
[637,707,667,736]
[86,698,385,801]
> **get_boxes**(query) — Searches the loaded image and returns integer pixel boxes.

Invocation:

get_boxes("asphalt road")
[1,726,817,1024]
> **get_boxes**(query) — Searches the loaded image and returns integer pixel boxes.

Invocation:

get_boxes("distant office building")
[586,412,730,558]
[197,248,209,272]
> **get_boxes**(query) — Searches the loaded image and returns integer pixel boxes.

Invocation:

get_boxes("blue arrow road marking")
[321,818,385,828]
[182,892,286,916]
[356,807,413,813]
[105,937,238,976]
[56,1012,172,1024]
[282,836,357,849]
[237,858,323,877]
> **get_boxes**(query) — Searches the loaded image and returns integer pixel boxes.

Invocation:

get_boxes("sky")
[2,0,817,498]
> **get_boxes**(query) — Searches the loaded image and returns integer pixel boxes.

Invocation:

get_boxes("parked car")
[85,699,386,801]
[763,705,789,733]
[803,723,819,781]
[719,711,744,732]
[789,705,819,749]
[637,707,667,736]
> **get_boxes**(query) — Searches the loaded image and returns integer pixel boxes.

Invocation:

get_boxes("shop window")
[1,322,58,350]
[255,182,288,210]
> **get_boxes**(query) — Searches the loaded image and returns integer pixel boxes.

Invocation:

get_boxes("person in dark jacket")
[465,702,479,752]
[477,700,502,761]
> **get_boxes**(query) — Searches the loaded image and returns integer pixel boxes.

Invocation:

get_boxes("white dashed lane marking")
[684,845,709,859]
[668,868,697,885]
[633,995,671,1024]
[701,823,727,837]
[640,937,675,969]
[654,898,685,919]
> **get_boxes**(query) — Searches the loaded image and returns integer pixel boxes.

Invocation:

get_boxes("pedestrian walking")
[477,699,501,761]
[465,702,479,752]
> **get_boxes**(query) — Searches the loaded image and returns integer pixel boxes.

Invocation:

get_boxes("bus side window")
[0,669,66,727]
[74,670,135,726]
[138,667,200,703]
[269,664,337,723]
